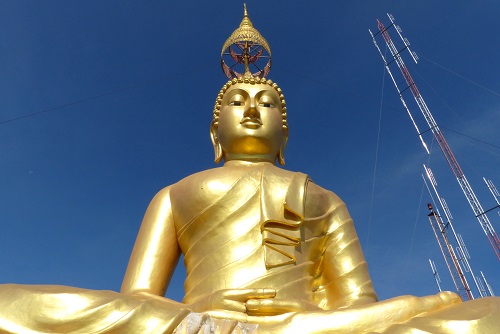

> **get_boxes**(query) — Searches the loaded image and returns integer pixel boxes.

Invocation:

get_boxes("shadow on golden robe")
[1,5,499,334]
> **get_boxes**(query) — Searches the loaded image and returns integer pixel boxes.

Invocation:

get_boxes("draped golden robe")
[172,163,376,309]
[0,162,499,334]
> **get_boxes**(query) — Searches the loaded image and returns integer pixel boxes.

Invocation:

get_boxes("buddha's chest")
[170,173,247,233]
[170,166,291,236]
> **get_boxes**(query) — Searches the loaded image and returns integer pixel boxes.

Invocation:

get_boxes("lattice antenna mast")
[424,165,489,298]
[369,14,500,261]
[429,259,442,292]
[422,173,474,300]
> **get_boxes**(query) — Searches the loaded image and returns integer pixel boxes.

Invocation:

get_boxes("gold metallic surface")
[0,6,499,334]
[221,6,270,61]
[220,5,271,78]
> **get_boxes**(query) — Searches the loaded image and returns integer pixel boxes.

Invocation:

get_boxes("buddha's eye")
[229,101,244,106]
[258,95,276,108]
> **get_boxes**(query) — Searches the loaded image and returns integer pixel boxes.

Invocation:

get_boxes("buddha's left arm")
[305,183,378,310]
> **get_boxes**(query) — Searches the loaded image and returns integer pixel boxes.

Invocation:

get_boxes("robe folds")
[0,163,499,334]
[174,163,376,309]
[0,284,190,333]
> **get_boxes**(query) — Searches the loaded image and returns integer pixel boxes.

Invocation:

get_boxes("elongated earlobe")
[278,128,289,165]
[210,120,223,163]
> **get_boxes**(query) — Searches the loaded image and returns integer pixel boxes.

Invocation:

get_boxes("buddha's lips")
[240,117,262,128]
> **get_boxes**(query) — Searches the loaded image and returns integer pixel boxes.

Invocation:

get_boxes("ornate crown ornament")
[220,4,272,79]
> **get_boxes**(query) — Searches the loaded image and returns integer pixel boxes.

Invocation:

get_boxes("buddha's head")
[211,76,288,165]
[212,5,287,164]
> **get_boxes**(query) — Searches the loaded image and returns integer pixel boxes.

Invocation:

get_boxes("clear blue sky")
[1,1,499,303]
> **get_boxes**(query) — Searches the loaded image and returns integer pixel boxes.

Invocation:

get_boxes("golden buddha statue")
[0,5,499,334]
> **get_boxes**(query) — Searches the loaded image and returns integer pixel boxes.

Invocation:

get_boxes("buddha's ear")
[278,127,289,165]
[210,120,223,164]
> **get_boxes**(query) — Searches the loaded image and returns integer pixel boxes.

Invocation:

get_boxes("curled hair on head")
[212,76,287,131]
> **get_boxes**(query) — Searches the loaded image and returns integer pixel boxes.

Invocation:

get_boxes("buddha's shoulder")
[167,166,246,202]
[172,166,234,189]
[306,181,342,201]
[172,163,294,188]
[166,163,342,204]
[304,180,346,217]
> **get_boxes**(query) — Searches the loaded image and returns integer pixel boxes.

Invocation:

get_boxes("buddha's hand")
[188,288,276,314]
[245,297,321,316]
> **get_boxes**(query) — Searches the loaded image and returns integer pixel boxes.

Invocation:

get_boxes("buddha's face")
[211,83,288,163]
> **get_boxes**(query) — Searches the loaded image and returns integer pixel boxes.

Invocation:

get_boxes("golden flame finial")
[220,4,272,79]
[240,3,252,28]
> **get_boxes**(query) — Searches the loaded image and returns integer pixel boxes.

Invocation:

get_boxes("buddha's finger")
[246,298,302,316]
[223,288,276,301]
[220,299,247,313]
[205,309,249,323]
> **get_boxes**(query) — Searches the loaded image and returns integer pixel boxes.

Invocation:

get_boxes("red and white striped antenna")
[369,14,500,261]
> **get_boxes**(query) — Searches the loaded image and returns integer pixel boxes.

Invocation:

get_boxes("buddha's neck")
[223,159,275,167]
[223,153,277,165]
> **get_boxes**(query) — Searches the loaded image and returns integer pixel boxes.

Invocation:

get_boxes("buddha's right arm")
[121,186,181,299]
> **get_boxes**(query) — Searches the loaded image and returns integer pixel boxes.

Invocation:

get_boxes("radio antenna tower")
[426,204,472,300]
[369,14,500,261]
[423,164,494,299]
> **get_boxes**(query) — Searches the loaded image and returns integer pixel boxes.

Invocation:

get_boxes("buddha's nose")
[244,102,260,118]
